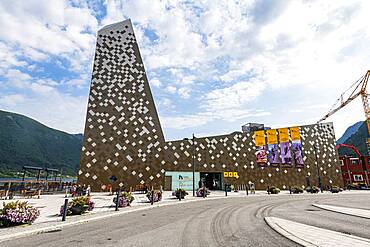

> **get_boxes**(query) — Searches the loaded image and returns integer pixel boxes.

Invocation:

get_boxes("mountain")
[0,110,83,177]
[337,121,367,156]
[337,121,363,144]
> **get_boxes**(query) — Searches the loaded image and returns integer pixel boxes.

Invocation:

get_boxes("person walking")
[86,185,91,196]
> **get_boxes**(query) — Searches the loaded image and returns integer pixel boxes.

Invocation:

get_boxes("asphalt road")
[4,193,370,247]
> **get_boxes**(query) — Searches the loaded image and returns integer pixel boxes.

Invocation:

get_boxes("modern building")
[78,19,343,191]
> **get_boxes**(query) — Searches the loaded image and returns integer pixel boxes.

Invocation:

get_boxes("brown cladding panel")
[79,20,343,191]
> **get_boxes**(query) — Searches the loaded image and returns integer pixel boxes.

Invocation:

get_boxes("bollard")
[115,189,120,211]
[38,189,41,199]
[151,190,154,205]
[225,184,228,197]
[62,198,69,221]
[246,184,249,196]
[267,186,270,195]
[289,186,292,194]
[179,189,181,201]
[203,184,206,198]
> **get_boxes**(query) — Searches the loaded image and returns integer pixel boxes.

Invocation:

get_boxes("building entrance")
[200,172,223,190]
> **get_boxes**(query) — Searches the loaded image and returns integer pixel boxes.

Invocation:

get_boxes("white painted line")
[265,217,370,247]
[313,204,370,219]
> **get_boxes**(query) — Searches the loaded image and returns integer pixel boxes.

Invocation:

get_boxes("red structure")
[337,144,370,187]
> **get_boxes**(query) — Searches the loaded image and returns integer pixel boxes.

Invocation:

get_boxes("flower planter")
[59,196,95,216]
[70,205,83,215]
[0,201,40,227]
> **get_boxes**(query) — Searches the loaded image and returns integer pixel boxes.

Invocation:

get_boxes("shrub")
[267,186,280,194]
[172,189,188,199]
[291,186,304,194]
[113,192,135,207]
[0,201,40,227]
[196,188,210,197]
[306,186,320,193]
[330,186,342,193]
[146,190,162,203]
[60,196,95,216]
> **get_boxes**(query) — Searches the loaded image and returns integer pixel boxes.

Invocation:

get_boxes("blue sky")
[0,0,370,140]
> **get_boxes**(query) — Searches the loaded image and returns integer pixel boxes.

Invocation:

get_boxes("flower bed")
[172,189,188,199]
[330,186,342,193]
[196,188,210,197]
[0,201,40,227]
[290,186,304,194]
[113,191,135,207]
[146,190,162,203]
[267,186,280,194]
[60,196,95,216]
[306,186,320,193]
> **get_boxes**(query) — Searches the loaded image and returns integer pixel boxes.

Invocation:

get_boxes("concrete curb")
[312,203,370,219]
[264,217,316,247]
[0,194,238,243]
[265,216,370,247]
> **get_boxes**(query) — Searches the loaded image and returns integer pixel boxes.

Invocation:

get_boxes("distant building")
[242,123,271,133]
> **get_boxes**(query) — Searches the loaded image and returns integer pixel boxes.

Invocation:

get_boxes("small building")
[339,155,370,187]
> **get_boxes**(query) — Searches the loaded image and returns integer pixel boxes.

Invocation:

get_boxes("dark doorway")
[200,172,222,190]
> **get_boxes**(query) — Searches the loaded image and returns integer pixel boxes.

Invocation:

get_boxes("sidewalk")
[265,217,370,247]
[313,204,370,219]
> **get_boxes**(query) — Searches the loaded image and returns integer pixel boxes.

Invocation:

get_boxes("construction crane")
[318,70,370,155]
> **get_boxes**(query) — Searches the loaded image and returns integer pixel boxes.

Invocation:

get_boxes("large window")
[350,158,359,165]
[353,174,363,181]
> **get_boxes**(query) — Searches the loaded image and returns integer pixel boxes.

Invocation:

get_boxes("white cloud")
[0,94,25,106]
[165,85,177,94]
[1,0,369,139]
[178,87,191,99]
[203,80,265,112]
[150,78,162,87]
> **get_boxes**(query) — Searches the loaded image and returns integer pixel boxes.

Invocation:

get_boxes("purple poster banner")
[268,144,281,166]
[292,140,304,167]
[280,142,292,165]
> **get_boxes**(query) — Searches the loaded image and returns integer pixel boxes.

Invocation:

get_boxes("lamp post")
[192,134,195,197]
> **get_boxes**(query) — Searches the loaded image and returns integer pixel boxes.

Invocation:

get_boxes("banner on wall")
[254,130,266,146]
[290,127,304,167]
[292,140,304,167]
[266,129,280,165]
[267,129,278,144]
[268,144,281,165]
[254,130,267,166]
[290,127,300,141]
[256,145,268,166]
[280,141,292,165]
[278,128,289,143]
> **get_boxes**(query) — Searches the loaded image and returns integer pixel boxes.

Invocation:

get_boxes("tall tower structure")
[78,20,165,190]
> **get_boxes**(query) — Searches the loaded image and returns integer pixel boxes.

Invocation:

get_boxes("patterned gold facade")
[78,20,343,191]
